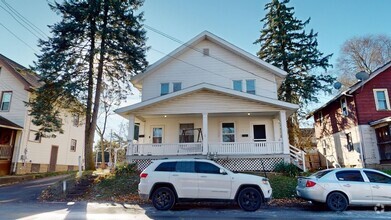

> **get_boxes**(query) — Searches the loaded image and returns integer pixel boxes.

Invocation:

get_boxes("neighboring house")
[115,31,304,171]
[309,61,391,169]
[0,54,85,175]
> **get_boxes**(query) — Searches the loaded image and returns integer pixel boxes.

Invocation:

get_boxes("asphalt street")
[1,175,391,219]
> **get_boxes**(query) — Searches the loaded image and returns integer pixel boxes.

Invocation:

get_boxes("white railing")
[129,143,203,156]
[289,145,307,172]
[0,145,12,159]
[209,141,284,155]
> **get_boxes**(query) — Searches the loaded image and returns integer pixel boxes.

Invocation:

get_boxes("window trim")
[373,89,391,111]
[245,79,256,95]
[28,130,41,143]
[340,97,349,116]
[221,122,236,142]
[318,111,323,125]
[232,80,243,92]
[0,91,12,112]
[70,139,77,152]
[160,83,169,96]
[151,125,164,144]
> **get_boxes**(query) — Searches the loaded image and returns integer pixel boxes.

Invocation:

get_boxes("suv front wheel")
[151,187,176,211]
[237,187,263,212]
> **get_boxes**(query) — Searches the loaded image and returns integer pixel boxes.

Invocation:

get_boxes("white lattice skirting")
[130,157,285,172]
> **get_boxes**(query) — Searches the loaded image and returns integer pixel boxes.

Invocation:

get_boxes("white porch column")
[279,110,290,155]
[202,113,208,155]
[128,114,135,143]
[273,118,281,141]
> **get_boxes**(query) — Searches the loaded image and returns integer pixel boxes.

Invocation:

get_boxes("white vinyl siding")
[373,89,390,110]
[140,40,278,101]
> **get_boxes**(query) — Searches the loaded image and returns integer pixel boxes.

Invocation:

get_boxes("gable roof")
[0,54,41,89]
[131,31,287,86]
[115,83,298,117]
[308,60,391,118]
[0,115,23,130]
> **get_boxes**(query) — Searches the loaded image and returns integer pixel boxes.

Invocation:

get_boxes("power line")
[144,24,277,85]
[1,0,48,39]
[0,22,38,52]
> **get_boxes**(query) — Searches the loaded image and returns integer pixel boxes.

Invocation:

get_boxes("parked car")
[138,159,272,211]
[296,168,391,211]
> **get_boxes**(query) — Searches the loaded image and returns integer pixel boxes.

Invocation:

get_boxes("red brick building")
[311,61,391,169]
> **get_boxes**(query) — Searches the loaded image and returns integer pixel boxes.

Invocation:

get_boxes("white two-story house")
[0,54,85,175]
[115,31,303,171]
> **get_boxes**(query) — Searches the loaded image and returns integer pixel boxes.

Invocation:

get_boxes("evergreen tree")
[254,0,334,146]
[28,0,148,170]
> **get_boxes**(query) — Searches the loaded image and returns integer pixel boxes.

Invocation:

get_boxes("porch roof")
[0,116,23,130]
[115,83,298,118]
[369,116,391,128]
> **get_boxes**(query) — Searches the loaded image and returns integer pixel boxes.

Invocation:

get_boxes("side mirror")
[220,168,227,175]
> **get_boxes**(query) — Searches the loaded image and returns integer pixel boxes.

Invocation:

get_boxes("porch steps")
[289,145,307,172]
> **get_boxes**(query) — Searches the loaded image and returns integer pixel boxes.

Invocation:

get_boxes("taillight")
[140,173,148,179]
[306,180,316,187]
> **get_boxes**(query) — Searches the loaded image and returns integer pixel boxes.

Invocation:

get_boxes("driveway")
[0,174,69,203]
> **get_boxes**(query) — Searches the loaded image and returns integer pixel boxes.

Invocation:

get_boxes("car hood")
[233,173,264,182]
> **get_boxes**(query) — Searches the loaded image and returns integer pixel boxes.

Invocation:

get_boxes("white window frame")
[151,126,164,144]
[221,122,236,142]
[340,97,348,116]
[70,139,77,152]
[0,91,12,111]
[373,89,391,110]
[28,130,41,143]
[245,79,256,95]
[232,80,242,92]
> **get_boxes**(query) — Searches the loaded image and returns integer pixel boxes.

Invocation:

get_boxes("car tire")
[326,192,348,211]
[151,187,176,211]
[237,187,263,212]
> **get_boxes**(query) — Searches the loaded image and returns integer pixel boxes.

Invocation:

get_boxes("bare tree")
[337,35,391,88]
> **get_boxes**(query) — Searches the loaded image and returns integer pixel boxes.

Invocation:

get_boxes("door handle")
[172,174,179,177]
[343,184,351,187]
[372,185,380,189]
[200,175,207,178]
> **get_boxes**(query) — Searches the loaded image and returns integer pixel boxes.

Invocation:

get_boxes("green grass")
[267,174,297,199]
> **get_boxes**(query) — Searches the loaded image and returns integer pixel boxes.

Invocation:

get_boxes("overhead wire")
[0,22,37,53]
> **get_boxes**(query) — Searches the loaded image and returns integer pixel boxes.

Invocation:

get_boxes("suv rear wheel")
[237,187,263,212]
[151,187,176,211]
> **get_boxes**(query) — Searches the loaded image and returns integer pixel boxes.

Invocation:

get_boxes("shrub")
[273,162,299,177]
[115,163,137,176]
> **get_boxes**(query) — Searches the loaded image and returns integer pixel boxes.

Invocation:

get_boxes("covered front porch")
[0,116,23,175]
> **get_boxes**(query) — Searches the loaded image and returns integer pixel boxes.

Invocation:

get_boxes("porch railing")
[209,141,283,155]
[127,141,284,156]
[130,143,203,156]
[0,145,13,160]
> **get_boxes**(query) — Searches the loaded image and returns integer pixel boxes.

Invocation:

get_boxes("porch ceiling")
[138,112,279,119]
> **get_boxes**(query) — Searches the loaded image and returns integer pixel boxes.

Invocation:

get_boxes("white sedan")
[296,168,391,211]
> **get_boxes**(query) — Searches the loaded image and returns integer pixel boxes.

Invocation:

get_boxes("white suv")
[138,159,272,211]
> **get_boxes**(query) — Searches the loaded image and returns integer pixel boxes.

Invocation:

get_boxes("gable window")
[28,130,41,143]
[173,82,182,92]
[0,91,12,111]
[72,114,79,127]
[346,132,353,151]
[373,89,390,110]
[222,122,235,142]
[246,80,255,94]
[340,97,348,116]
[160,83,169,96]
[70,139,77,152]
[233,80,242,92]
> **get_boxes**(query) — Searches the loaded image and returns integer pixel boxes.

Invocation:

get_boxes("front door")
[49,145,59,172]
[253,124,266,142]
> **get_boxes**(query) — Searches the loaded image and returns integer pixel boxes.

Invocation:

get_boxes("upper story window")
[0,91,12,111]
[70,139,77,152]
[373,89,390,110]
[160,83,169,96]
[72,114,79,127]
[173,82,182,92]
[340,97,348,116]
[246,80,255,94]
[233,80,242,92]
[28,130,41,143]
[318,111,323,125]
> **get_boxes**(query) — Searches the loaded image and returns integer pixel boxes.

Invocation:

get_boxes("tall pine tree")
[28,0,148,170]
[254,0,334,146]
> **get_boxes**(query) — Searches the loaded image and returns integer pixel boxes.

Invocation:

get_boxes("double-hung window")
[0,91,12,111]
[161,83,169,96]
[340,97,348,116]
[233,80,242,92]
[246,80,255,94]
[374,89,390,110]
[222,123,235,142]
